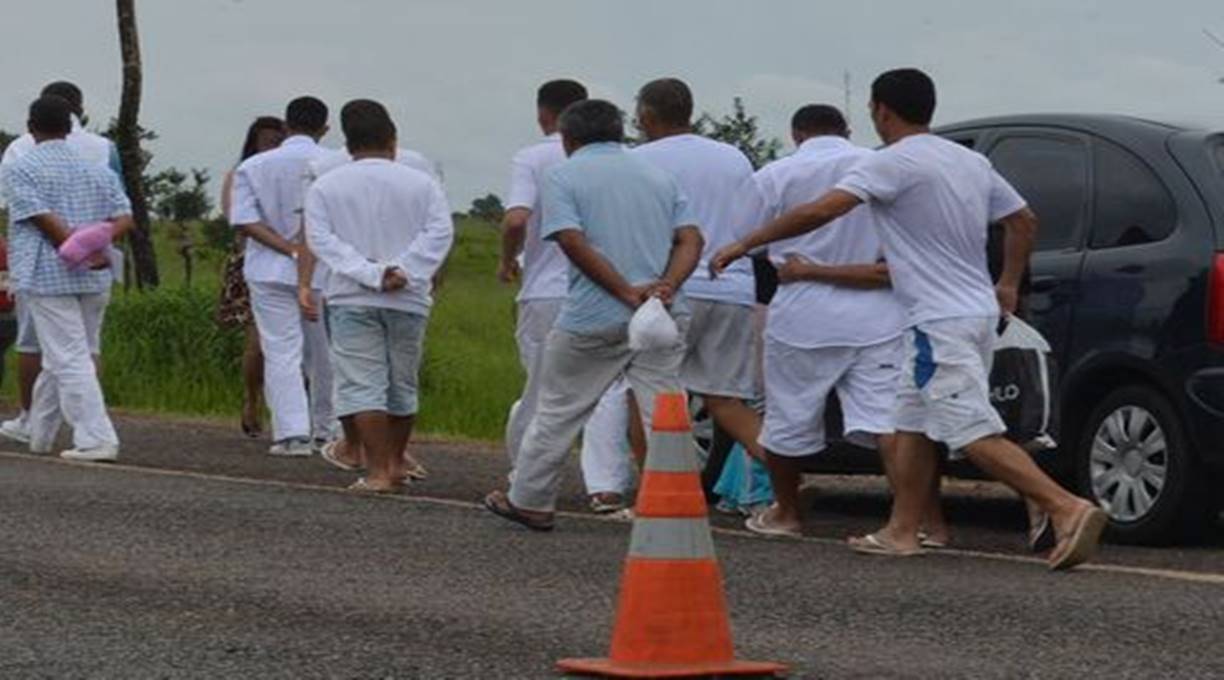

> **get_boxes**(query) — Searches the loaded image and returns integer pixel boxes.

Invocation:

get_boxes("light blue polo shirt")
[540,142,695,334]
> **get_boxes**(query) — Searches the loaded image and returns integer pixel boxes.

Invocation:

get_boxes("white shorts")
[681,299,758,400]
[759,336,901,457]
[894,316,1005,452]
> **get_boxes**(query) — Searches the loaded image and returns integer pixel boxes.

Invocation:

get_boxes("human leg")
[505,299,561,469]
[507,329,628,514]
[303,290,337,442]
[681,300,763,459]
[249,282,311,445]
[241,322,264,437]
[26,294,118,454]
[580,377,634,506]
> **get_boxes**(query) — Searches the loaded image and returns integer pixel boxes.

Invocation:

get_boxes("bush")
[101,285,246,415]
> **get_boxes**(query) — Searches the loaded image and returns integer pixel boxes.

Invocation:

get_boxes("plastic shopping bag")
[58,222,114,270]
[713,443,774,515]
[628,296,679,351]
[989,316,1059,452]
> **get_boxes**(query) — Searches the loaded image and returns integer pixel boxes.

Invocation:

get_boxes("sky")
[3,0,1224,209]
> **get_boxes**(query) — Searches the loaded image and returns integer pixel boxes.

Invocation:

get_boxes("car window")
[989,135,1089,252]
[1090,141,1176,249]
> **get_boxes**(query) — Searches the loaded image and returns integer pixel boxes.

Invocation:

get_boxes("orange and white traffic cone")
[558,392,788,678]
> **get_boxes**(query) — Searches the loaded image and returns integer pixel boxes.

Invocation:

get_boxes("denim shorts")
[326,305,427,418]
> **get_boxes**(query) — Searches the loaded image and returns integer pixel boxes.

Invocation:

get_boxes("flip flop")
[1049,505,1108,571]
[321,440,361,472]
[347,478,402,495]
[918,532,949,549]
[745,513,802,539]
[402,462,428,481]
[483,491,554,532]
[1028,513,1056,553]
[848,533,925,557]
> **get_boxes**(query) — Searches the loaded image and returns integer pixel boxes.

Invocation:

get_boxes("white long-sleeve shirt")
[304,158,454,315]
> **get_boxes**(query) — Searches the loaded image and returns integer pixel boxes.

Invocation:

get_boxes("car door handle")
[1116,264,1144,275]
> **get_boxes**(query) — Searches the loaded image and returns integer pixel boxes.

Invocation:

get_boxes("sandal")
[745,512,802,539]
[589,493,627,514]
[483,490,554,532]
[321,440,362,472]
[347,478,402,495]
[917,531,949,550]
[1049,505,1107,571]
[848,533,925,557]
[1028,512,1056,553]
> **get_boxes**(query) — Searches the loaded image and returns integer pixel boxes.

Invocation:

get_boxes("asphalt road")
[3,414,1224,679]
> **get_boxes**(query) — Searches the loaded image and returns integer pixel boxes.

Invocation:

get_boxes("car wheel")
[1075,385,1209,544]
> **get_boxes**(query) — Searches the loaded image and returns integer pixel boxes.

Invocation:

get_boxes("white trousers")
[26,293,117,452]
[249,281,336,442]
[509,322,686,512]
[506,299,634,495]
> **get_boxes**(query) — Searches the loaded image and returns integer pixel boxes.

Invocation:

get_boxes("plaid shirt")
[0,140,130,296]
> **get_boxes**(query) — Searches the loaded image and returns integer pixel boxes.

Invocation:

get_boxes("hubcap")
[1090,406,1168,523]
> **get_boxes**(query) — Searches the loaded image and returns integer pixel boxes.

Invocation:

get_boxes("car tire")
[1075,385,1210,545]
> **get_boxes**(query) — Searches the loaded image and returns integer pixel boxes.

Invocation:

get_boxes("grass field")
[7,218,524,441]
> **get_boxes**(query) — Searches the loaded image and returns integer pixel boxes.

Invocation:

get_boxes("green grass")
[14,218,524,441]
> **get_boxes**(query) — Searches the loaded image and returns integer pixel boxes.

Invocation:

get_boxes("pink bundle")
[58,222,114,270]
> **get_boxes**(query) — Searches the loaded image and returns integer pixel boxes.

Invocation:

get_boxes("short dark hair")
[41,81,83,117]
[537,80,588,115]
[340,99,397,152]
[29,96,73,136]
[871,69,936,125]
[636,78,693,127]
[558,100,624,147]
[285,96,329,133]
[791,104,848,137]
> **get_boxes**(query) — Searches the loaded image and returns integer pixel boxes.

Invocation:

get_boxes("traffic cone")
[558,392,788,678]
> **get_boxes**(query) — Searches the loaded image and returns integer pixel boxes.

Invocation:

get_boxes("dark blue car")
[931,115,1224,544]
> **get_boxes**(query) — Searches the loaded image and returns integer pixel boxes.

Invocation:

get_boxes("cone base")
[557,657,788,678]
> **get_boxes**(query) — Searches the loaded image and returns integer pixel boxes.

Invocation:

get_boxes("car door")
[984,129,1092,370]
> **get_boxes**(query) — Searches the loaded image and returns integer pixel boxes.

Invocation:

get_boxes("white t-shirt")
[754,136,904,348]
[835,133,1027,326]
[304,158,453,314]
[505,134,569,302]
[230,135,330,286]
[632,134,757,306]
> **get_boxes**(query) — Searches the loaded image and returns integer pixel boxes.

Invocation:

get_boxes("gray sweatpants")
[509,321,687,512]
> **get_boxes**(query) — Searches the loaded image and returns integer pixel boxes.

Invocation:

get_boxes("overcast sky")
[3,0,1223,208]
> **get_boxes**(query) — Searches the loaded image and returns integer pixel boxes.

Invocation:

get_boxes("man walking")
[0,96,131,461]
[305,99,453,492]
[0,81,121,445]
[485,99,704,530]
[632,78,766,462]
[711,69,1106,569]
[499,79,635,513]
[743,105,920,539]
[230,96,337,456]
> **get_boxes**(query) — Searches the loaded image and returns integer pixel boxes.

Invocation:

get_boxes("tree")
[694,97,783,170]
[149,168,212,286]
[469,193,506,224]
[115,0,159,288]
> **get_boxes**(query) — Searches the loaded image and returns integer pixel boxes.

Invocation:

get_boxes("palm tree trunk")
[115,0,159,288]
